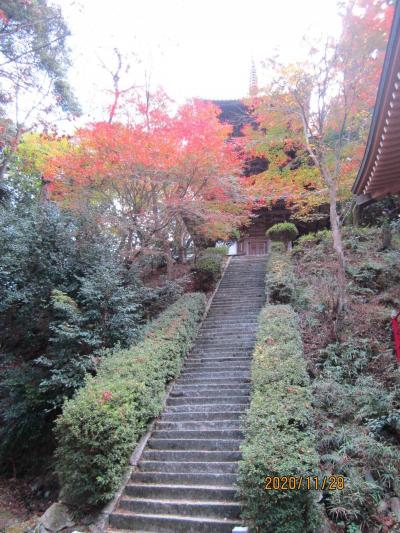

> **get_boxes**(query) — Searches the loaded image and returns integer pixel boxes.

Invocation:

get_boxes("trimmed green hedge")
[266,250,296,305]
[192,247,227,290]
[266,222,298,249]
[238,305,320,533]
[205,245,229,256]
[55,292,206,511]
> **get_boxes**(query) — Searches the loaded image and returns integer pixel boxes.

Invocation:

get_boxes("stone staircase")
[107,255,267,532]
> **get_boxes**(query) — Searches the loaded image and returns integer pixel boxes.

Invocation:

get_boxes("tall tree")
[0,0,80,187]
[43,94,249,275]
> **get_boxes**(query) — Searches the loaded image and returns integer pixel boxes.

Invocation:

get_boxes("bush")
[0,202,144,473]
[205,245,229,256]
[347,253,400,293]
[316,416,400,527]
[54,292,206,511]
[292,231,333,261]
[192,248,226,291]
[266,222,298,250]
[266,250,296,305]
[297,229,332,246]
[313,335,400,528]
[238,305,319,533]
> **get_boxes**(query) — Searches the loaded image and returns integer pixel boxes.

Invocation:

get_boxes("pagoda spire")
[249,58,258,96]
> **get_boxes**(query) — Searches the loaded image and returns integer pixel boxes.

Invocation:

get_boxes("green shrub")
[313,334,400,528]
[294,230,332,257]
[318,339,376,384]
[266,250,296,305]
[238,305,320,532]
[195,254,222,279]
[266,222,298,250]
[342,226,379,252]
[204,245,229,256]
[317,424,400,527]
[192,248,226,290]
[0,202,144,473]
[297,233,317,244]
[54,292,206,511]
[297,229,332,246]
[347,253,400,294]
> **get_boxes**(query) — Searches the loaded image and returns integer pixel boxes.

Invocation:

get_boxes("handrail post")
[391,309,400,362]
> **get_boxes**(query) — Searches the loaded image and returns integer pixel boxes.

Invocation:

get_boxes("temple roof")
[352,0,400,202]
[211,99,256,137]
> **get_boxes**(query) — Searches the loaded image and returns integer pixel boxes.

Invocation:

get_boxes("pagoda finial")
[249,58,258,96]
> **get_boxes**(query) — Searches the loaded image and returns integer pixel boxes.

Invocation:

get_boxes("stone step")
[164,404,247,414]
[182,365,251,372]
[124,483,238,501]
[179,372,250,380]
[206,306,261,310]
[172,384,250,392]
[200,321,257,326]
[194,335,255,341]
[218,284,264,288]
[194,338,255,345]
[161,411,244,422]
[198,328,256,335]
[187,354,252,359]
[156,420,242,431]
[172,381,251,392]
[185,357,251,363]
[167,389,250,405]
[138,461,239,474]
[202,315,258,327]
[130,471,238,486]
[108,511,241,532]
[210,299,263,305]
[198,329,255,336]
[185,357,251,364]
[205,308,260,312]
[175,378,251,386]
[148,438,242,451]
[167,396,249,406]
[152,430,243,440]
[183,362,251,370]
[190,349,253,356]
[192,343,254,350]
[188,355,251,361]
[142,450,241,462]
[204,316,258,322]
[169,382,250,390]
[206,305,261,309]
[196,331,255,338]
[178,363,250,372]
[118,497,241,519]
[202,316,257,322]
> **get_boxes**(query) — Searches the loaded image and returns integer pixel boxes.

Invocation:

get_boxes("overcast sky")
[56,0,343,122]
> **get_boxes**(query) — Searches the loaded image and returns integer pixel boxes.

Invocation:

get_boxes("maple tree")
[240,0,394,314]
[44,93,249,275]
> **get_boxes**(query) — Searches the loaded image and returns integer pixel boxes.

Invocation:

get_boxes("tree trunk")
[163,240,174,279]
[285,240,292,252]
[379,225,392,251]
[326,174,347,315]
[352,204,362,226]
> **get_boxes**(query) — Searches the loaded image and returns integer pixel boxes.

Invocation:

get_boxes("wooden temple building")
[213,99,328,255]
[352,0,400,204]
[212,99,285,255]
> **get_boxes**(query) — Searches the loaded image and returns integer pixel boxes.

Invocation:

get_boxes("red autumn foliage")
[45,95,250,254]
